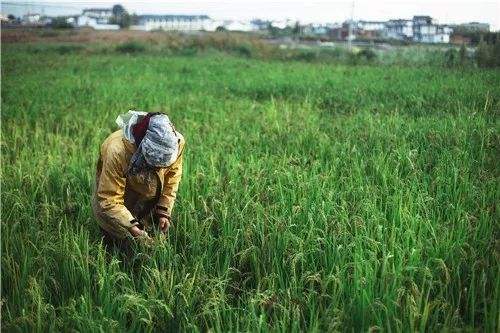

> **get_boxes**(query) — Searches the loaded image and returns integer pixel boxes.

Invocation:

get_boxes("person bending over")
[92,111,185,247]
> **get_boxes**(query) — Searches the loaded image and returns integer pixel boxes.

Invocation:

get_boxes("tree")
[110,4,130,28]
[444,48,457,67]
[112,4,126,17]
[493,35,500,67]
[292,21,301,39]
[476,38,492,67]
[458,44,467,65]
[7,14,16,21]
[120,13,131,28]
[51,17,73,29]
[267,23,279,37]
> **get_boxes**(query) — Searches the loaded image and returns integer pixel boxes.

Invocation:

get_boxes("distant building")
[456,22,490,32]
[412,16,452,43]
[77,16,119,30]
[382,16,452,43]
[131,15,212,31]
[22,13,41,25]
[302,23,330,36]
[222,20,257,32]
[413,16,434,42]
[384,19,413,40]
[329,22,351,41]
[356,21,385,32]
[355,21,385,39]
[81,8,113,24]
[77,7,119,30]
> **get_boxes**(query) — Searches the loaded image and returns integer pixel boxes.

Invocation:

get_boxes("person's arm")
[156,147,184,219]
[96,146,139,232]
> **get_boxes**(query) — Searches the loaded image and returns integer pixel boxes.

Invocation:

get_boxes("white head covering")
[115,110,147,143]
[115,110,180,175]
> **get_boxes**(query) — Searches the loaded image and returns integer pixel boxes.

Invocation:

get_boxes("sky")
[2,0,499,30]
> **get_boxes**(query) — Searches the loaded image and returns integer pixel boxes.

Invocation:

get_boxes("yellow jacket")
[93,130,184,236]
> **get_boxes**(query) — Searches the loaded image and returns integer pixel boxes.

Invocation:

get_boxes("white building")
[384,19,413,40]
[77,8,119,30]
[81,8,113,24]
[383,16,452,43]
[221,20,256,32]
[356,21,385,32]
[22,13,41,25]
[77,15,119,30]
[132,15,212,31]
[412,16,452,43]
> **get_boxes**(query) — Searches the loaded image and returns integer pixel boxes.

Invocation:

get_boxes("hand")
[159,216,171,232]
[129,225,146,238]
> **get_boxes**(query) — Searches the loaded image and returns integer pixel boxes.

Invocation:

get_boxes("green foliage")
[290,49,318,62]
[50,17,73,29]
[476,40,494,67]
[27,43,85,55]
[450,30,498,47]
[494,42,500,66]
[345,49,378,65]
[1,45,499,332]
[356,48,377,61]
[119,13,132,29]
[112,4,126,17]
[444,48,458,67]
[232,43,253,57]
[10,32,479,68]
[115,41,146,53]
[55,44,85,55]
[459,44,468,65]
[110,4,131,28]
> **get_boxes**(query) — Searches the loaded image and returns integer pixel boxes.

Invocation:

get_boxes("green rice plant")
[1,43,499,332]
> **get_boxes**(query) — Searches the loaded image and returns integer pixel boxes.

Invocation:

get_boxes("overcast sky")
[2,0,499,30]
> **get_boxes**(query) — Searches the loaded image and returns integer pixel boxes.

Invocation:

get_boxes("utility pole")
[347,0,355,51]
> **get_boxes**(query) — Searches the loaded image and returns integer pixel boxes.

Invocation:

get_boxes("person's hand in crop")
[158,216,171,232]
[129,225,147,238]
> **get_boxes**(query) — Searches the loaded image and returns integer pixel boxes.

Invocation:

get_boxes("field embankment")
[2,28,478,67]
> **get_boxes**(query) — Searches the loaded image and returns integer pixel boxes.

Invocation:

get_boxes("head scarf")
[116,110,179,175]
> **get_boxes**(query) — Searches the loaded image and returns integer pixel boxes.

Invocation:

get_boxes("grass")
[3,29,476,67]
[1,42,499,332]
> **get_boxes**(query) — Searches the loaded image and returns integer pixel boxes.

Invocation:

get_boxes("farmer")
[92,111,184,246]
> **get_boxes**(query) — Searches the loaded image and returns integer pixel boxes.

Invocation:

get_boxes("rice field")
[1,39,499,332]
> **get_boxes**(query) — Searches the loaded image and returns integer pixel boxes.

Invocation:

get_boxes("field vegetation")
[4,28,498,67]
[1,32,499,331]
